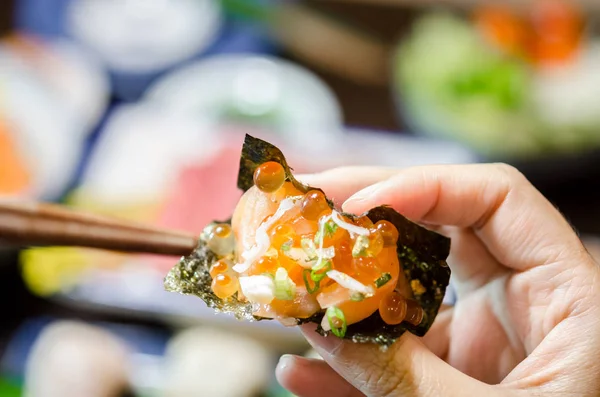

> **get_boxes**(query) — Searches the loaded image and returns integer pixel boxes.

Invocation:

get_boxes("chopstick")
[318,0,600,11]
[272,3,390,86]
[0,198,198,256]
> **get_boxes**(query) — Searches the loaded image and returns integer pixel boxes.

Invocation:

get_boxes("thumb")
[298,324,500,397]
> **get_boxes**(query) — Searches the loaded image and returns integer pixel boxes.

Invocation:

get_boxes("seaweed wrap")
[165,135,451,347]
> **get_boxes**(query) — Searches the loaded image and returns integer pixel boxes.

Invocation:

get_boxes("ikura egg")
[253,161,286,193]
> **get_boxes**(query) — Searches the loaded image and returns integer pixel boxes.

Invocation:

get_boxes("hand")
[275,164,600,397]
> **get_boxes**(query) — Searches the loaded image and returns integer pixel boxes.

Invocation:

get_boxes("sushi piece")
[165,135,451,346]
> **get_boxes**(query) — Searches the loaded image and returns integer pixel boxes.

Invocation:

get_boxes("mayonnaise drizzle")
[326,269,375,296]
[331,211,370,236]
[311,215,331,271]
[233,196,302,273]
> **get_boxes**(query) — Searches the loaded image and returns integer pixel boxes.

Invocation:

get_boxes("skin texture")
[275,164,600,397]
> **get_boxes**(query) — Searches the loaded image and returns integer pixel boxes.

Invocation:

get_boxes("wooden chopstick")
[0,198,198,256]
[271,3,390,87]
[318,0,600,11]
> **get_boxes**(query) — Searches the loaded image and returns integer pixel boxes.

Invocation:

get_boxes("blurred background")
[1,0,600,395]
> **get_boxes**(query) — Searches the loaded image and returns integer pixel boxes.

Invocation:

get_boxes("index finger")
[342,163,587,271]
[296,166,398,206]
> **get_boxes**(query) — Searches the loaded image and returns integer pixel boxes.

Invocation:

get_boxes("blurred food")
[66,0,221,73]
[144,54,344,149]
[65,0,222,100]
[163,327,273,397]
[21,247,90,297]
[528,0,584,65]
[0,122,31,195]
[0,33,108,200]
[394,3,600,159]
[24,321,130,397]
[474,1,584,65]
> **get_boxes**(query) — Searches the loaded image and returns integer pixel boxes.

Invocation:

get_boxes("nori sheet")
[165,134,451,346]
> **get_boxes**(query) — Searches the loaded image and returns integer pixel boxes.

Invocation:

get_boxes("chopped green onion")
[303,269,320,294]
[326,306,347,338]
[280,240,293,252]
[352,235,369,257]
[324,220,338,237]
[312,258,331,272]
[311,260,332,282]
[375,272,392,288]
[350,292,365,302]
[313,230,322,244]
[274,268,296,300]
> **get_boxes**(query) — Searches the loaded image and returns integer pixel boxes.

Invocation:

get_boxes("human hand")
[276,164,600,397]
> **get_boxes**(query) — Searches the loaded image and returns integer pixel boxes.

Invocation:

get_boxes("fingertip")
[275,354,297,384]
[275,354,309,395]
[276,354,361,397]
[342,183,383,214]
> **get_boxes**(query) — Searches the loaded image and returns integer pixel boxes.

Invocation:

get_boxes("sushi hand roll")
[165,135,451,346]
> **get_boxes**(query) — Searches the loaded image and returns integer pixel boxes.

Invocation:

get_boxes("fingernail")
[343,184,381,212]
[276,354,295,373]
[350,184,381,202]
[300,324,343,354]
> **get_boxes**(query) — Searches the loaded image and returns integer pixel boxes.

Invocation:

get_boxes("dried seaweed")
[164,237,256,321]
[165,134,451,346]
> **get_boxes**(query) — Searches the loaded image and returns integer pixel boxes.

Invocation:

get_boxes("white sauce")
[326,270,374,297]
[233,196,301,273]
[331,211,370,236]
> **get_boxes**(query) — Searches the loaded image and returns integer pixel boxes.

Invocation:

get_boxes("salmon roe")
[209,259,230,278]
[250,256,278,275]
[352,256,381,281]
[301,190,329,220]
[366,231,384,256]
[213,224,232,238]
[207,223,235,256]
[253,161,286,193]
[374,220,399,247]
[379,291,424,326]
[404,299,424,326]
[211,273,239,300]
[270,224,297,250]
[356,215,374,229]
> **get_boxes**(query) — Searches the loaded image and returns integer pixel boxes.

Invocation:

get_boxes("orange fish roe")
[250,256,278,275]
[379,291,424,326]
[374,220,400,248]
[211,273,239,300]
[207,161,419,336]
[269,224,296,250]
[300,190,329,220]
[253,161,286,193]
[209,259,230,278]
[213,223,232,239]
